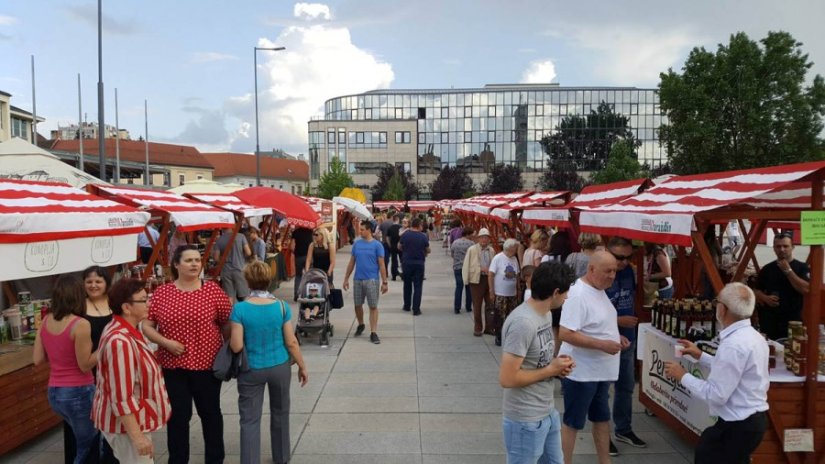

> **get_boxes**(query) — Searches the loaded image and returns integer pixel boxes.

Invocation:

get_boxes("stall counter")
[0,344,61,454]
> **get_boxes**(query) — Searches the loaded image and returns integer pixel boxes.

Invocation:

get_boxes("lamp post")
[254,46,285,186]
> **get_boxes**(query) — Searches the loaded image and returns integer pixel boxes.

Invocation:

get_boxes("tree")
[540,101,639,171]
[480,164,523,194]
[659,31,825,175]
[591,140,646,185]
[316,157,353,199]
[429,166,475,200]
[536,161,589,192]
[371,165,420,200]
[383,172,406,200]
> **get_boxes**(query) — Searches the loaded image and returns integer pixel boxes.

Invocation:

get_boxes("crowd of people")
[28,208,810,464]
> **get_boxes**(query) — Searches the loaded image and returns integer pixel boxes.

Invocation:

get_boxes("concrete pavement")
[3,241,695,463]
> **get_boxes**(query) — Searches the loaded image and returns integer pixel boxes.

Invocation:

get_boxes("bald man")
[558,250,630,464]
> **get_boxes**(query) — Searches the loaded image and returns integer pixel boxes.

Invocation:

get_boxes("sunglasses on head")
[611,252,632,261]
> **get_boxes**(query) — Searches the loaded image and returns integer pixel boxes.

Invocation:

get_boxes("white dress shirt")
[680,319,769,421]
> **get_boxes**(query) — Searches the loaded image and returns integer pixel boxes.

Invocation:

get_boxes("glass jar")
[788,321,804,339]
[793,335,809,356]
[796,356,808,376]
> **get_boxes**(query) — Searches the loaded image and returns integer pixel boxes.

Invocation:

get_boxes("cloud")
[64,4,139,35]
[294,3,332,21]
[442,58,462,66]
[215,3,394,154]
[0,15,17,26]
[521,59,557,83]
[191,52,239,64]
[548,23,700,85]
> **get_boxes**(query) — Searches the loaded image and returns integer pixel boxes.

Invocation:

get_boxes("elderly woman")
[33,275,98,464]
[489,238,521,346]
[93,278,171,463]
[143,244,232,464]
[565,232,603,278]
[230,261,308,464]
[522,229,550,268]
[305,227,335,282]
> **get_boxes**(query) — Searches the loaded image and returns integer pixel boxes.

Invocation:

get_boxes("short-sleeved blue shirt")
[606,266,636,341]
[230,300,292,369]
[352,238,385,280]
[399,231,429,264]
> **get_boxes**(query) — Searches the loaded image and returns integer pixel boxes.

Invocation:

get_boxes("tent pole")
[804,174,823,464]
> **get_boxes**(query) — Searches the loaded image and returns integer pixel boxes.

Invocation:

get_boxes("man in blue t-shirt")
[605,236,645,455]
[343,219,388,344]
[398,217,430,315]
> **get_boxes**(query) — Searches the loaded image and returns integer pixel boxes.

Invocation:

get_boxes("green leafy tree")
[384,172,406,200]
[316,157,353,199]
[659,31,825,174]
[540,101,639,171]
[536,161,589,192]
[371,165,420,200]
[591,140,645,185]
[480,164,524,194]
[429,166,475,200]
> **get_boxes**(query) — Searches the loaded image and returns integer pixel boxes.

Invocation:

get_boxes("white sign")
[0,234,138,281]
[641,327,716,435]
[784,429,814,452]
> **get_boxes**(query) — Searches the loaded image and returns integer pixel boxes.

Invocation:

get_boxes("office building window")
[356,132,364,143]
[464,106,472,117]
[441,107,449,119]
[365,108,373,119]
[338,129,346,144]
[395,131,411,144]
[327,131,335,144]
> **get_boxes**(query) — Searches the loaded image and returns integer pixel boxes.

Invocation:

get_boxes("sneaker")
[370,332,381,344]
[413,311,422,316]
[354,323,365,336]
[614,431,647,448]
[609,440,619,456]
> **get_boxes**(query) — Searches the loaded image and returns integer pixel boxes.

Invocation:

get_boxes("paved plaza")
[3,242,698,463]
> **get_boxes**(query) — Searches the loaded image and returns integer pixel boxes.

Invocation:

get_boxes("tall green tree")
[536,161,589,192]
[429,166,475,200]
[659,31,825,174]
[540,101,638,171]
[316,157,353,199]
[591,140,645,185]
[480,164,524,194]
[371,165,419,200]
[384,172,406,200]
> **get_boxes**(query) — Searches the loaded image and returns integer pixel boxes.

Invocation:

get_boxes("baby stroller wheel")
[328,325,334,337]
[320,331,329,346]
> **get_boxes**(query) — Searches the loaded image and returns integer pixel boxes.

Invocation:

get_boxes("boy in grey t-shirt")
[499,262,576,464]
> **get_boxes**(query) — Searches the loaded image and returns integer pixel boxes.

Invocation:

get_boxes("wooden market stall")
[452,192,534,248]
[372,200,405,212]
[0,179,150,454]
[488,191,571,238]
[86,185,236,279]
[578,162,825,464]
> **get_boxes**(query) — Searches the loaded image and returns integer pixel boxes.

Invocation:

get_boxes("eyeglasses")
[611,252,632,261]
[129,299,149,304]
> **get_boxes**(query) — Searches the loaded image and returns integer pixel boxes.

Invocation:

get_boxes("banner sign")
[800,211,825,245]
[641,327,716,435]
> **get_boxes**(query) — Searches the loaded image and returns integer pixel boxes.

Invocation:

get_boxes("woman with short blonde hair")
[522,229,550,268]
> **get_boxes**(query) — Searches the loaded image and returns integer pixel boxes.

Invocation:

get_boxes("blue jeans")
[48,385,98,464]
[613,340,636,435]
[453,269,471,312]
[502,409,563,464]
[658,286,674,299]
[402,262,425,312]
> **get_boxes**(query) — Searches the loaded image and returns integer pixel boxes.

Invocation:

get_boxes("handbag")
[212,340,249,381]
[329,288,344,309]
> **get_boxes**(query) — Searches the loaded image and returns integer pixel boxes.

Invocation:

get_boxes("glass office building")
[308,83,665,182]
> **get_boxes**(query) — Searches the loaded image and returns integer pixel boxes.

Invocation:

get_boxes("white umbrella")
[332,196,373,221]
[0,137,104,188]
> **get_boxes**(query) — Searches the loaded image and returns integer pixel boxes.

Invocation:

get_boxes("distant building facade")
[0,90,44,144]
[203,153,309,193]
[308,83,666,194]
[51,122,129,141]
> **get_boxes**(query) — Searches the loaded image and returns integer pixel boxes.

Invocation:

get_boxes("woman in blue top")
[230,261,308,464]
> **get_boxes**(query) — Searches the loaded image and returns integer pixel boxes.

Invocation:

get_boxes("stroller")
[295,268,334,345]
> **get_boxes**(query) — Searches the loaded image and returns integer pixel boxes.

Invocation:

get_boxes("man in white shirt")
[558,250,630,464]
[665,283,769,464]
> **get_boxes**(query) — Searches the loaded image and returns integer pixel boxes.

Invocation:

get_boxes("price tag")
[784,428,814,452]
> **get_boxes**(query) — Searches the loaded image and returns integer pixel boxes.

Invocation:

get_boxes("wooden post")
[731,219,767,283]
[143,216,171,278]
[804,174,823,464]
[691,226,725,294]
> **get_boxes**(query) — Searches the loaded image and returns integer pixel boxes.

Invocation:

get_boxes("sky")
[1,0,823,156]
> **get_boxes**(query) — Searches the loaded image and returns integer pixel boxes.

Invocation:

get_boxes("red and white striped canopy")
[522,179,653,227]
[185,193,272,218]
[489,191,569,223]
[0,179,149,243]
[453,192,533,216]
[580,162,825,246]
[373,201,405,211]
[92,185,235,232]
[407,200,438,212]
[299,196,324,213]
[437,199,461,210]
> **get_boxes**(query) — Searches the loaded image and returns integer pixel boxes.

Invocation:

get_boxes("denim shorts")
[502,409,563,464]
[560,378,611,430]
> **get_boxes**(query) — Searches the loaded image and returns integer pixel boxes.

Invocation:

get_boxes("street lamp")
[254,46,286,186]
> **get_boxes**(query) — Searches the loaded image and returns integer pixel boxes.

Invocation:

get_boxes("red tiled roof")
[51,139,214,169]
[202,153,308,182]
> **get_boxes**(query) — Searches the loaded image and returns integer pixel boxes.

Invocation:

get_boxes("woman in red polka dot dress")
[143,244,232,464]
